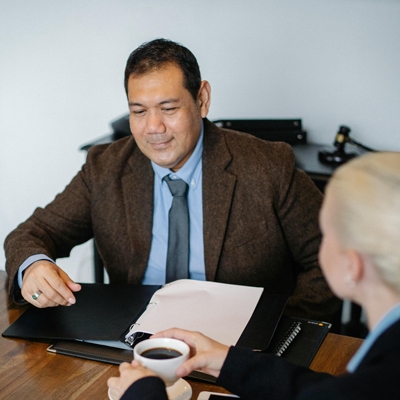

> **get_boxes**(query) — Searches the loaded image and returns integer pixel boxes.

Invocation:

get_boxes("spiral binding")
[273,321,302,357]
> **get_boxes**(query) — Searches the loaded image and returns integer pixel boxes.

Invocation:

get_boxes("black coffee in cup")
[140,347,183,360]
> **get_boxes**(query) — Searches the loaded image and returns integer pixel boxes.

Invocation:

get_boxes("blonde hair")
[326,152,400,293]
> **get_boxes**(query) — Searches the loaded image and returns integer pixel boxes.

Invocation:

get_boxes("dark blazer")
[121,319,400,400]
[5,119,339,319]
[217,319,400,400]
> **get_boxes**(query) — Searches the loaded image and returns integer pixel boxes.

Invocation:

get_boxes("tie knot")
[164,176,188,197]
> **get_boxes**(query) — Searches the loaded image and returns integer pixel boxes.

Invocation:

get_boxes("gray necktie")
[164,176,189,283]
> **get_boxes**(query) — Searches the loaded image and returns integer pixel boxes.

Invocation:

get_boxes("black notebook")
[265,315,331,367]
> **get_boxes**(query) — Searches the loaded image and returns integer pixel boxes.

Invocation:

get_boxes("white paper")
[126,279,263,346]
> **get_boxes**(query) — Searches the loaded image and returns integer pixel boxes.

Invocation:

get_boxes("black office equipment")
[266,316,331,367]
[110,114,130,140]
[318,125,375,165]
[79,114,130,152]
[213,119,307,145]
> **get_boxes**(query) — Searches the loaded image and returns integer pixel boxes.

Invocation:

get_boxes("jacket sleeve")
[121,377,168,400]
[4,150,95,302]
[218,343,400,400]
[217,346,338,400]
[273,146,340,320]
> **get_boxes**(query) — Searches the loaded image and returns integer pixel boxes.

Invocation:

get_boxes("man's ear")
[197,80,211,118]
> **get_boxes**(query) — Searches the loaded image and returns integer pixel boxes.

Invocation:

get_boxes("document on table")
[125,279,264,346]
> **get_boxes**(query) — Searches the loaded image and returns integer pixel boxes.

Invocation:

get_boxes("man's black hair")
[124,38,201,101]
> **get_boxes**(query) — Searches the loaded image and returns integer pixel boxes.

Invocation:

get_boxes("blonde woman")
[108,152,400,400]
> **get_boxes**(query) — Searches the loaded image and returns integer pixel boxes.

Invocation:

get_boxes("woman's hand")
[107,360,157,399]
[151,328,229,378]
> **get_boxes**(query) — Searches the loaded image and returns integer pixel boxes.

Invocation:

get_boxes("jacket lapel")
[121,147,154,281]
[202,119,236,280]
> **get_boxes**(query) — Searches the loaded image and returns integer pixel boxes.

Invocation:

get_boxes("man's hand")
[107,360,158,400]
[152,328,229,378]
[21,260,81,307]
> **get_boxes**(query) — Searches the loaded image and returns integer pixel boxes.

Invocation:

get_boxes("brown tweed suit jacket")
[5,119,339,320]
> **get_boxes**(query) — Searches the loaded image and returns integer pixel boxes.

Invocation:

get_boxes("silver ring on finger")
[32,290,43,300]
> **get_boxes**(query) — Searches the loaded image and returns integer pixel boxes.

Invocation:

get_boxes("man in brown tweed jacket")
[4,39,340,321]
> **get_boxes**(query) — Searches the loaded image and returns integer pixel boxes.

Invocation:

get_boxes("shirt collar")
[347,301,400,372]
[152,120,203,189]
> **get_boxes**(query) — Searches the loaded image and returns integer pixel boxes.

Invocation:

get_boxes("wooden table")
[0,271,363,399]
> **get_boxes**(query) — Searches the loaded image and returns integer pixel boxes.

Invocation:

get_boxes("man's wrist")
[17,255,55,288]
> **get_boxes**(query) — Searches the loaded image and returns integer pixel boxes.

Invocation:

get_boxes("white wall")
[1,0,400,280]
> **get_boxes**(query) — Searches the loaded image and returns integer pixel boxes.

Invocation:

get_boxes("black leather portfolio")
[3,284,160,343]
[2,281,287,356]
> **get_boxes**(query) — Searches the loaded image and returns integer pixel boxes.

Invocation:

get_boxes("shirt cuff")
[18,254,55,288]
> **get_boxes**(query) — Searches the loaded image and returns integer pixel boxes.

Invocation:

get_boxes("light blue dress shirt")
[142,124,205,284]
[17,123,206,287]
[347,302,400,372]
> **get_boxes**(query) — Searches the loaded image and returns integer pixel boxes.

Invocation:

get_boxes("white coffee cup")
[133,338,190,387]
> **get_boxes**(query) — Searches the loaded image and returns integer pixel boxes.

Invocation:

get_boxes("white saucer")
[108,379,192,400]
[166,378,192,400]
[108,386,119,400]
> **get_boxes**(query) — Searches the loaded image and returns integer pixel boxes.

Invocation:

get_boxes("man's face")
[127,63,210,171]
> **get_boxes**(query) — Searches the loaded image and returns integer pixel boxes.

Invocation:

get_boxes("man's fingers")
[59,269,82,293]
[54,268,82,304]
[23,277,70,307]
[22,261,78,307]
[30,291,60,308]
[37,277,73,305]
[34,271,74,305]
